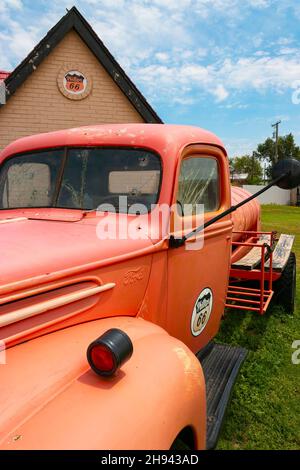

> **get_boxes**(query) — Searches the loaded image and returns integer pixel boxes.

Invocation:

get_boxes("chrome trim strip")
[0,283,115,328]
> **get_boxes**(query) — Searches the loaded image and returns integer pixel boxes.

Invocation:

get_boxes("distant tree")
[255,133,300,170]
[231,154,263,184]
[229,157,235,181]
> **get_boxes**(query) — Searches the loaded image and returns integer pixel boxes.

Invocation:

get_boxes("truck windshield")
[0,147,161,213]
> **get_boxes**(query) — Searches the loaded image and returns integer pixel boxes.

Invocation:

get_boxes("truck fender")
[1,317,206,450]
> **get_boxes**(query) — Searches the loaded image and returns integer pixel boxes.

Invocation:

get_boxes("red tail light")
[90,344,115,372]
[87,328,133,377]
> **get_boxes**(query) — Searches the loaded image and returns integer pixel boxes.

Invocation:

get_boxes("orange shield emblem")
[64,72,85,93]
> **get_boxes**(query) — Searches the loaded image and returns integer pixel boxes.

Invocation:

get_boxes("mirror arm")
[169,172,287,249]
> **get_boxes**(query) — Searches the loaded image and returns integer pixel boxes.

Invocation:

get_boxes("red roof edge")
[0,71,10,82]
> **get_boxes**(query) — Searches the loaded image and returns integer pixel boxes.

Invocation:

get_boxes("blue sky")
[1,0,300,156]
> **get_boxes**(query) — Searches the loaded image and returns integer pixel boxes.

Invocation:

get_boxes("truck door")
[166,144,232,354]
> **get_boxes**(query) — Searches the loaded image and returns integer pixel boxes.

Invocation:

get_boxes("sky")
[1,0,300,157]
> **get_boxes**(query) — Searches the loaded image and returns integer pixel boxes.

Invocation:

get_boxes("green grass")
[216,205,300,450]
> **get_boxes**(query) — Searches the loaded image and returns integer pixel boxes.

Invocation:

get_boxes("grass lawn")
[216,204,300,450]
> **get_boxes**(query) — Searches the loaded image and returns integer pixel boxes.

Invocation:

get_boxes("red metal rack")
[226,231,277,315]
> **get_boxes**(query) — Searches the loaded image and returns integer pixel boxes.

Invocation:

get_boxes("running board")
[197,342,247,450]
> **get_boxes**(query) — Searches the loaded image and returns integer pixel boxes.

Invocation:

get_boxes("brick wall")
[0,30,144,151]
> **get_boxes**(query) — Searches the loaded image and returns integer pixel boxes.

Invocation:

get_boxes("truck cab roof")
[0,124,227,163]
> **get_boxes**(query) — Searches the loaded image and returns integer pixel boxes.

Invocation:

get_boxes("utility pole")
[250,152,255,183]
[272,120,281,162]
[263,162,267,184]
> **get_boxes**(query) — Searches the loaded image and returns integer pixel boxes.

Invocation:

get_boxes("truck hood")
[0,212,160,348]
[0,317,167,449]
[0,317,204,450]
[0,212,154,292]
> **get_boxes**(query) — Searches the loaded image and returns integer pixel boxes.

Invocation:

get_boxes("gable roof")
[1,6,162,123]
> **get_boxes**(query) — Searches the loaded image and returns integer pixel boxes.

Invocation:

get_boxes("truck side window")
[177,156,219,215]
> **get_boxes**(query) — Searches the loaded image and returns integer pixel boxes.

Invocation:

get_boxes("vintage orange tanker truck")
[0,124,299,450]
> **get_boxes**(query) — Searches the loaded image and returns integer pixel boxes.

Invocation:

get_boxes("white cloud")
[277,37,294,46]
[173,96,195,105]
[93,1,191,70]
[8,20,38,59]
[279,47,298,55]
[221,55,300,91]
[224,137,261,157]
[212,84,229,102]
[131,50,300,106]
[0,0,298,110]
[155,52,169,62]
[254,50,268,56]
[0,17,42,67]
[196,47,207,58]
[194,0,272,18]
[248,0,271,7]
[271,114,290,123]
[0,43,13,69]
[0,0,23,13]
[151,0,192,10]
[220,102,249,109]
[252,33,264,48]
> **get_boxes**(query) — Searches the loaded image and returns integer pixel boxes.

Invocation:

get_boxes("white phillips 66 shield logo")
[191,288,213,336]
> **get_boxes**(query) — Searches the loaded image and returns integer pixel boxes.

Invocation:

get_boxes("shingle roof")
[0,7,162,123]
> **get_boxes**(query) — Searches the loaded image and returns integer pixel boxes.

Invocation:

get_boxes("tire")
[273,252,296,314]
[170,427,195,450]
[170,437,191,450]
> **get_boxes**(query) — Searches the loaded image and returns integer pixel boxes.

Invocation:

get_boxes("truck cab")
[0,124,297,450]
[0,124,232,352]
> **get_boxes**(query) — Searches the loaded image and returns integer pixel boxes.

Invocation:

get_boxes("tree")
[231,154,263,184]
[255,133,300,169]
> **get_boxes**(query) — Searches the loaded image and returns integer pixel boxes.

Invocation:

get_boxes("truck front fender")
[1,317,206,450]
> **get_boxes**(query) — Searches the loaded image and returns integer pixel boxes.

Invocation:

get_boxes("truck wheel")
[170,427,194,450]
[273,252,296,314]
